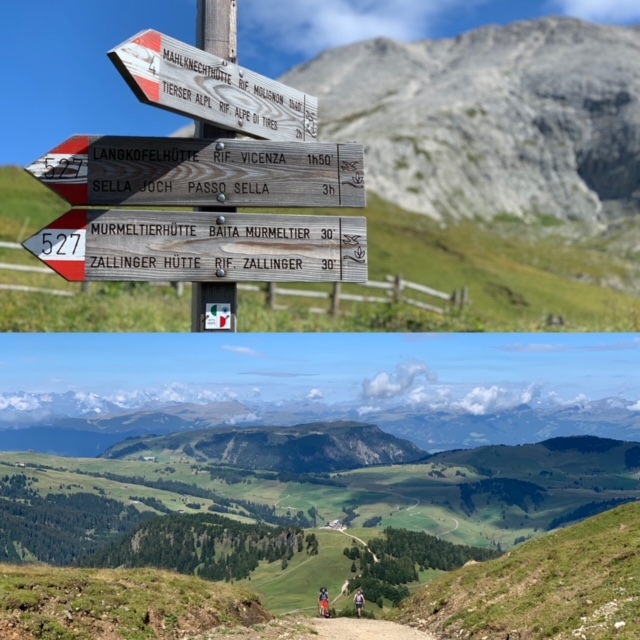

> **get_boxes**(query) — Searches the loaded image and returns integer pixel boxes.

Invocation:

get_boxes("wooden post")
[331,282,342,316]
[173,282,185,298]
[462,286,469,308]
[393,274,404,304]
[267,282,277,310]
[191,0,238,332]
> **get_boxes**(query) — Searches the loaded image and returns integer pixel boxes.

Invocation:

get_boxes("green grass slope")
[239,528,383,615]
[394,501,640,639]
[2,166,640,330]
[0,564,270,640]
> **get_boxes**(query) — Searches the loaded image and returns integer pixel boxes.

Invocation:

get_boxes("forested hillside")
[343,528,501,607]
[81,513,310,582]
[0,473,152,564]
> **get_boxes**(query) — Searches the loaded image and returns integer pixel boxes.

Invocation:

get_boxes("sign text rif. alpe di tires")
[108,29,318,143]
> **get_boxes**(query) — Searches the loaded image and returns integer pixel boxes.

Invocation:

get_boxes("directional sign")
[109,30,318,143]
[25,136,366,208]
[22,210,368,283]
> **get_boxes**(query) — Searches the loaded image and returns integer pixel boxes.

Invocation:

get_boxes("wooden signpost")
[22,0,368,331]
[22,209,368,283]
[25,135,366,208]
[108,29,318,143]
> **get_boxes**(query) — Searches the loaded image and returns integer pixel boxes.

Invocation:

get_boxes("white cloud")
[307,388,324,400]
[503,343,567,353]
[554,0,640,22]
[105,383,238,408]
[241,0,486,58]
[547,391,590,408]
[407,385,430,406]
[362,361,433,399]
[222,345,263,358]
[0,393,42,412]
[357,405,381,416]
[224,412,260,425]
[520,381,543,405]
[454,385,512,415]
[628,400,640,411]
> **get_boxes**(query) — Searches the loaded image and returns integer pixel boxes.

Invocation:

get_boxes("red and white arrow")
[108,29,318,143]
[109,30,162,104]
[22,210,87,281]
[24,137,90,205]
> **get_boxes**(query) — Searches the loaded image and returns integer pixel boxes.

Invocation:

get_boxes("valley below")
[2,429,640,639]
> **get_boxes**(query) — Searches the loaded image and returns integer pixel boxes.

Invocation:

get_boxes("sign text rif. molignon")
[108,30,318,143]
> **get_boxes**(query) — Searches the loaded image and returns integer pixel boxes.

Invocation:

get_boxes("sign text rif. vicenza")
[24,136,366,208]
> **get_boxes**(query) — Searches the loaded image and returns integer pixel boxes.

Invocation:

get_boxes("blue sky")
[1,0,639,167]
[1,333,639,413]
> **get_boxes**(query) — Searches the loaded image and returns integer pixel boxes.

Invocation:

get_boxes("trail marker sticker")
[205,303,231,330]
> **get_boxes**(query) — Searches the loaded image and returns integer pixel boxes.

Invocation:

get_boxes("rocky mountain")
[282,17,640,232]
[369,398,640,452]
[100,421,426,473]
[2,388,640,457]
[0,389,253,426]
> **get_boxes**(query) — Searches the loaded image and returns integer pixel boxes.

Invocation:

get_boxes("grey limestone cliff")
[282,18,640,228]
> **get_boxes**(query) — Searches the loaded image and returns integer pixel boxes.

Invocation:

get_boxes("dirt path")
[193,617,439,640]
[306,617,439,639]
[338,529,380,562]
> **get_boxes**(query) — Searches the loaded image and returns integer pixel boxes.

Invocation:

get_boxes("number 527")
[41,232,82,256]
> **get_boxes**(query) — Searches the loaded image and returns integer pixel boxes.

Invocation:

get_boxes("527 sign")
[22,209,368,283]
[40,231,84,256]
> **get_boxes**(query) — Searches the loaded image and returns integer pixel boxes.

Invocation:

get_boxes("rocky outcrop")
[103,421,427,473]
[282,18,640,227]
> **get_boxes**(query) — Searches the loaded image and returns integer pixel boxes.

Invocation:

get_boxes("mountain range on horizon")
[1,387,640,456]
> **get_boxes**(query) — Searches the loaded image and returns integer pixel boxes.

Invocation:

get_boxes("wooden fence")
[0,242,469,315]
[264,277,469,316]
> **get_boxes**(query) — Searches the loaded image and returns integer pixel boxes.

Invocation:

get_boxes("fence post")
[393,274,404,304]
[267,282,277,310]
[451,289,460,308]
[461,287,469,308]
[172,282,184,298]
[331,282,342,316]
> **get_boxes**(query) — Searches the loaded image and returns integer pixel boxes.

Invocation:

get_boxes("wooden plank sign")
[109,30,318,143]
[22,210,368,283]
[25,136,366,208]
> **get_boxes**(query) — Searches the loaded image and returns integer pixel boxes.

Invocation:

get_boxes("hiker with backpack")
[318,587,331,618]
[354,589,365,618]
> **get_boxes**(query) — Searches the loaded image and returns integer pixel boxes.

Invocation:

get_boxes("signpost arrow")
[22,210,368,283]
[25,136,366,208]
[108,30,318,143]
